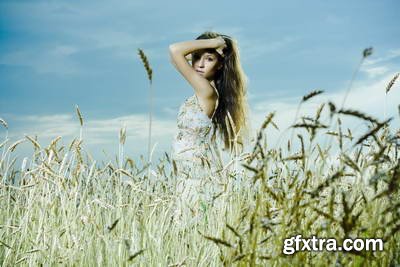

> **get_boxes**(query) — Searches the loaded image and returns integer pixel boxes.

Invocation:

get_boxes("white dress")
[170,89,220,222]
[171,91,220,176]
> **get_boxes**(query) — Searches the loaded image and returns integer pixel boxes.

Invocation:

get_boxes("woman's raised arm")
[169,38,220,57]
[168,38,224,99]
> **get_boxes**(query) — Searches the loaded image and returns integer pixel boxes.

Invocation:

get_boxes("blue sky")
[1,0,399,166]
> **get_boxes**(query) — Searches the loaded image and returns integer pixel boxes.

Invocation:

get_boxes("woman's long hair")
[194,31,251,154]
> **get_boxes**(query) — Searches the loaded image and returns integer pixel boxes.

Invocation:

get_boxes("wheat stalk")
[288,90,325,147]
[75,105,84,141]
[337,109,380,125]
[137,48,153,179]
[302,90,324,102]
[386,72,399,94]
[0,118,8,129]
[7,139,25,153]
[25,135,41,151]
[137,49,153,83]
[340,47,373,110]
[75,105,84,127]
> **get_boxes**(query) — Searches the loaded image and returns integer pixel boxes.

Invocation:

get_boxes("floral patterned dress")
[171,91,219,178]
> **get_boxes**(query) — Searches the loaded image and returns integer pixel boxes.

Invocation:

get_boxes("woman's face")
[191,50,222,81]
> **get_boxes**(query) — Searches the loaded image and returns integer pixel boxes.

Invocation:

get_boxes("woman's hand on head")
[214,36,227,57]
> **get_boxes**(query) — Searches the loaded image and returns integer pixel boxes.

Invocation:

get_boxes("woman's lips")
[196,70,204,73]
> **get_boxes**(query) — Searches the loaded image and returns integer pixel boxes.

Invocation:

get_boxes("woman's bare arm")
[169,39,219,58]
[168,38,221,99]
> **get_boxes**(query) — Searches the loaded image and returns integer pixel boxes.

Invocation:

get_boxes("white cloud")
[162,106,178,116]
[7,112,176,146]
[361,47,400,79]
[3,110,178,166]
[15,114,73,123]
[250,48,400,134]
[364,48,400,66]
[248,69,400,154]
[361,65,389,79]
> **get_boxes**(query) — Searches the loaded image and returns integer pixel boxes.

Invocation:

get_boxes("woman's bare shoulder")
[195,86,219,119]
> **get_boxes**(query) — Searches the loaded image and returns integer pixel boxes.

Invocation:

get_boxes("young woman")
[169,31,251,178]
[169,31,251,221]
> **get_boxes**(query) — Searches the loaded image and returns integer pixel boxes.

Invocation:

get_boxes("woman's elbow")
[168,46,177,66]
[169,44,178,53]
[168,45,175,57]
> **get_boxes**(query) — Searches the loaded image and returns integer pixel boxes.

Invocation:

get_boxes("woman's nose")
[198,57,205,66]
